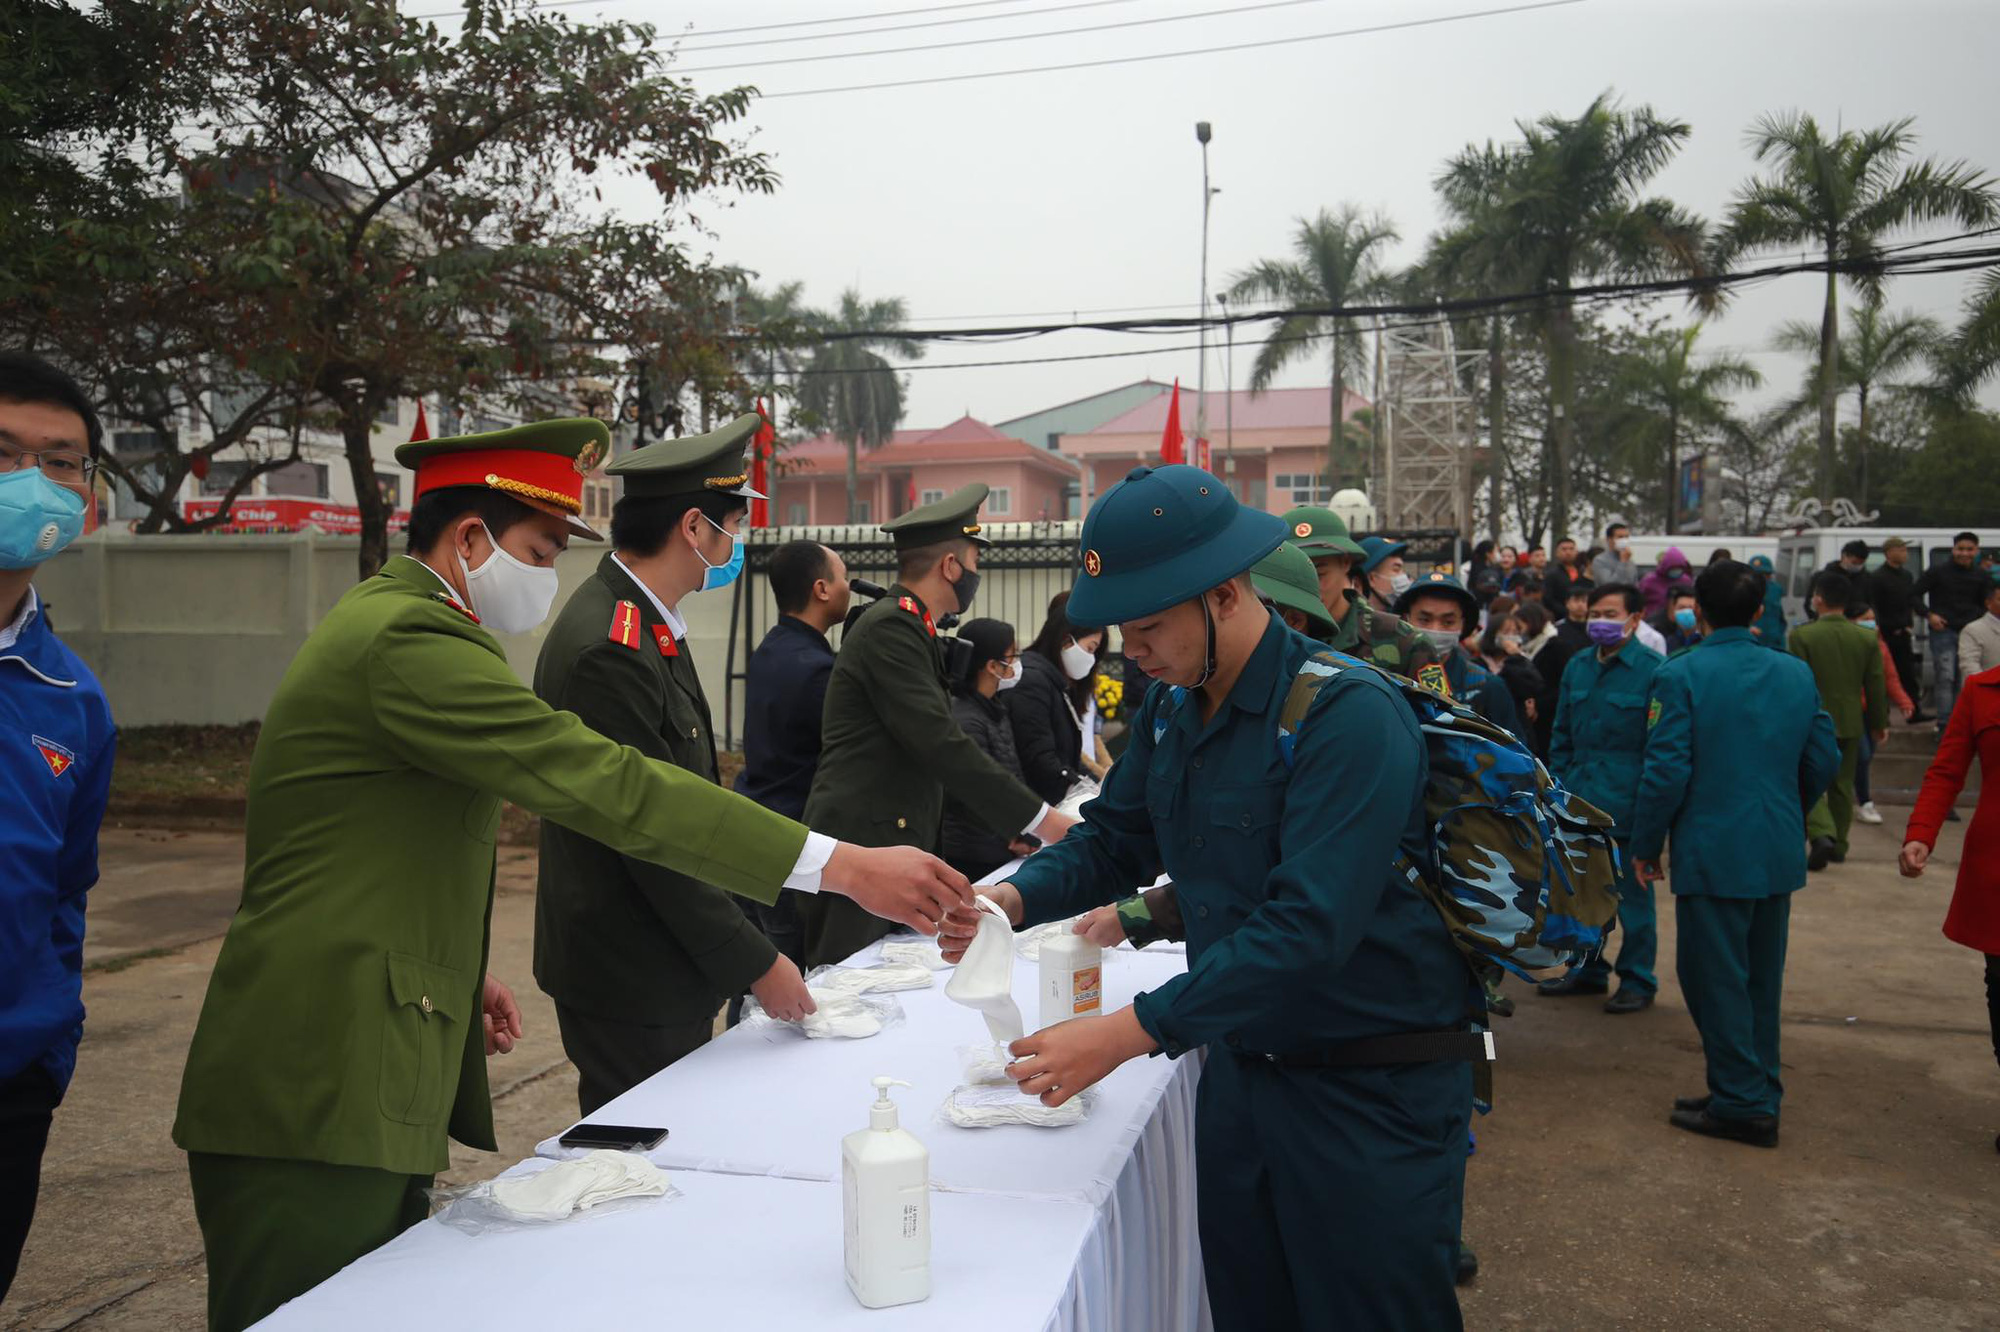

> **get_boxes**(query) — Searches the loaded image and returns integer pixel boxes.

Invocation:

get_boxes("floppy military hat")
[1394,569,1479,622]
[396,416,611,540]
[1747,554,1775,573]
[1068,464,1286,630]
[1281,505,1367,561]
[607,412,766,501]
[1250,541,1336,637]
[882,483,992,551]
[1359,534,1409,573]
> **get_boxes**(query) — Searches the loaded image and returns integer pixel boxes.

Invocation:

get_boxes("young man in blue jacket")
[0,354,116,1302]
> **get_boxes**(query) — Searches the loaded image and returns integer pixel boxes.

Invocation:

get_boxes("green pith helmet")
[1251,542,1336,637]
[1281,505,1367,561]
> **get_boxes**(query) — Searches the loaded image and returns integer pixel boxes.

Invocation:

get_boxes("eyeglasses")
[0,440,96,483]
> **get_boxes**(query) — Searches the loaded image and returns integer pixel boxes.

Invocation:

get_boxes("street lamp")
[1195,121,1217,465]
[1217,291,1235,490]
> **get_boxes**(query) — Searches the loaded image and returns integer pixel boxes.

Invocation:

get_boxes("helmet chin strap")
[1190,591,1219,690]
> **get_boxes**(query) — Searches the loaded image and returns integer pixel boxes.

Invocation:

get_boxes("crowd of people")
[3,342,1998,1330]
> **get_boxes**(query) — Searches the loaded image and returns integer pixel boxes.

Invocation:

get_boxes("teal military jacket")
[799,583,1043,966]
[1788,615,1888,740]
[1006,614,1466,1057]
[532,556,778,1026]
[1629,627,1840,898]
[174,557,807,1176]
[1548,634,1665,837]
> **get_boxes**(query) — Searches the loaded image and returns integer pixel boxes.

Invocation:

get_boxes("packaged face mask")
[941,1084,1092,1129]
[740,989,904,1040]
[879,939,950,971]
[944,896,1025,1044]
[805,962,937,996]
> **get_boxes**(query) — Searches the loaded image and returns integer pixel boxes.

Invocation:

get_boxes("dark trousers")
[1676,894,1792,1120]
[1986,955,2000,1073]
[0,1063,61,1307]
[187,1151,430,1332]
[1196,1051,1469,1331]
[1806,736,1861,855]
[1886,627,1921,708]
[1575,844,1658,997]
[554,1003,714,1118]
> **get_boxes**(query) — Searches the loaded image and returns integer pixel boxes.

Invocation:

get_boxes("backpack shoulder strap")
[1277,650,1357,770]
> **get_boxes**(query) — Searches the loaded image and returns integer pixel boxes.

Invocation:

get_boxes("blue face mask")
[1673,607,1697,631]
[0,468,86,569]
[695,513,744,592]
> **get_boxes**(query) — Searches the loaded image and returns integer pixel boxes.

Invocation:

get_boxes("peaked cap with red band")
[394,416,610,541]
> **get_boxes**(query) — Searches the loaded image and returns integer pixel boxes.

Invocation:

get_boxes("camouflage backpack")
[1277,650,1622,982]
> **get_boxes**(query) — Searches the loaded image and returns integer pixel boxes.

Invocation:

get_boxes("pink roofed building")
[771,415,1081,526]
[1059,385,1370,518]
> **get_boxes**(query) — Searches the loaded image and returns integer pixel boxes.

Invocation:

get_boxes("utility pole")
[1195,121,1214,464]
[1219,290,1236,496]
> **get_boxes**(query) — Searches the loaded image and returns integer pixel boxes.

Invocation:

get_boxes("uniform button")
[1239,814,1252,828]
[689,726,699,739]
[896,817,907,829]
[1191,835,1205,849]
[1264,1053,1280,1064]
[420,995,432,1015]
[1191,756,1202,769]
[1197,904,1210,919]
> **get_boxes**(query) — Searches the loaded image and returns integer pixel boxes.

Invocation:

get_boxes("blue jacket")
[1008,615,1464,1057]
[733,615,834,822]
[1548,634,1664,837]
[1,591,116,1091]
[1752,577,1787,650]
[1630,627,1839,898]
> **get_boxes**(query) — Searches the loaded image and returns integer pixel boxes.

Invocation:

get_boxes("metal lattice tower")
[1377,318,1483,537]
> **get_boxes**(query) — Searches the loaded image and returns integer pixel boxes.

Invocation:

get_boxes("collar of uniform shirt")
[0,585,40,654]
[611,553,687,641]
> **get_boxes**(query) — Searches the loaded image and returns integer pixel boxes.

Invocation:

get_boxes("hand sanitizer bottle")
[1040,930,1103,1030]
[842,1076,930,1308]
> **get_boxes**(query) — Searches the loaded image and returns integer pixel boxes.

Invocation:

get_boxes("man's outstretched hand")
[821,843,973,936]
[940,882,1022,964]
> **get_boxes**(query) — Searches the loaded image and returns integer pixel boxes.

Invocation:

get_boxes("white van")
[1620,533,1778,575]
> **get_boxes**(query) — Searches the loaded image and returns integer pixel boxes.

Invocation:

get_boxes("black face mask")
[950,564,981,614]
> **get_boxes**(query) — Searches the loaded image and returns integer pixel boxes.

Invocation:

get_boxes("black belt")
[1236,1030,1495,1068]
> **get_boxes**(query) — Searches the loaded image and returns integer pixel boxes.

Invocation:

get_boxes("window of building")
[1270,473,1327,506]
[376,472,403,509]
[852,501,871,524]
[376,400,401,427]
[1063,482,1081,520]
[788,503,808,526]
[919,488,946,506]
[1046,432,1061,451]
[109,430,173,520]
[266,460,330,498]
[201,460,256,496]
[1248,479,1268,510]
[988,488,1011,516]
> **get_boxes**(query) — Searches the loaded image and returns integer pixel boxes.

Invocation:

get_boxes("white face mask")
[1421,626,1462,652]
[994,658,1022,691]
[1060,641,1097,680]
[1389,571,1414,598]
[458,523,559,634]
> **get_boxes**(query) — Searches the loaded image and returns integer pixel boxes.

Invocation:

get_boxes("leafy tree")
[1717,112,1995,508]
[1611,325,1761,531]
[1880,409,2000,527]
[795,289,922,522]
[1770,297,1942,509]
[1228,205,1398,494]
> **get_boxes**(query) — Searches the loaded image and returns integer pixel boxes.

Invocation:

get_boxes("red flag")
[906,479,918,511]
[408,400,431,443]
[751,398,774,527]
[1160,380,1184,465]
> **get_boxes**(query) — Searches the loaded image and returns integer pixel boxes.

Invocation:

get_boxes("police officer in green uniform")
[533,415,819,1115]
[797,484,1076,968]
[944,465,1473,1331]
[172,419,971,1332]
[1789,568,1888,868]
[1631,561,1839,1147]
[1284,506,1451,695]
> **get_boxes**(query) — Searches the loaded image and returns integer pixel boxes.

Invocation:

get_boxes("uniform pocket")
[1210,782,1285,837]
[463,791,502,844]
[379,951,467,1127]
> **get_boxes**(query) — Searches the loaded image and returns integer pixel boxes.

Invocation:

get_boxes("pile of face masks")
[941,1084,1092,1130]
[431,1151,677,1233]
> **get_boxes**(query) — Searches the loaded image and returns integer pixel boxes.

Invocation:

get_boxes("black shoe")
[1455,1242,1479,1286]
[1807,837,1835,871]
[1829,847,1847,864]
[1947,808,1962,822]
[1604,988,1654,1014]
[1908,711,1931,724]
[1669,1106,1778,1148]
[1673,1093,1712,1113]
[1537,973,1609,997]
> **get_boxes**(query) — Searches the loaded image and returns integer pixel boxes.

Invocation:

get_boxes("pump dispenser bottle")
[841,1075,931,1308]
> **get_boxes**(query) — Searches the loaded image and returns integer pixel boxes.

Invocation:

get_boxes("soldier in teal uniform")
[1539,583,1665,1012]
[1748,553,1788,649]
[1631,561,1839,1147]
[944,465,1474,1331]
[1284,506,1450,694]
[1397,571,1519,732]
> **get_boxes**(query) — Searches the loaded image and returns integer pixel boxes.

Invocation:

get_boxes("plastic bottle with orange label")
[1039,930,1103,1030]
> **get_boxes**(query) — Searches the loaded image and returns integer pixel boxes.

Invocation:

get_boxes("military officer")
[1284,506,1450,694]
[942,465,1474,1331]
[172,419,970,1332]
[532,416,818,1115]
[1631,561,1839,1147]
[797,484,1075,967]
[1789,569,1888,869]
[1539,583,1666,1013]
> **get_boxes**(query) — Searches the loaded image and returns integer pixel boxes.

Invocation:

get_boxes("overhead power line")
[675,0,1148,54]
[407,0,1039,34]
[675,0,1344,73]
[747,0,1588,98]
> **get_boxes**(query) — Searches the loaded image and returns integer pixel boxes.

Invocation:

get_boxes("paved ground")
[6,805,1996,1330]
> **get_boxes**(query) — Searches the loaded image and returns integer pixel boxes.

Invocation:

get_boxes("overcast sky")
[536,0,1999,431]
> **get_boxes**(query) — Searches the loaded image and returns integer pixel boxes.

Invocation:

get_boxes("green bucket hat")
[1251,542,1335,637]
[1281,505,1367,561]
[1069,465,1286,629]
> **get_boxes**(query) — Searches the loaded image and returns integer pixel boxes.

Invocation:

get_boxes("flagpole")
[1195,121,1213,464]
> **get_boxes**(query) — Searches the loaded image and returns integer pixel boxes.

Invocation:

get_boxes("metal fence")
[720,521,1085,750]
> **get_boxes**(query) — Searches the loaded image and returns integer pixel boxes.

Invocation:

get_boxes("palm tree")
[1227,205,1398,496]
[795,288,922,522]
[1771,297,1943,508]
[735,279,823,412]
[1939,268,2000,401]
[1432,92,1709,540]
[1614,325,1761,531]
[1717,112,1995,506]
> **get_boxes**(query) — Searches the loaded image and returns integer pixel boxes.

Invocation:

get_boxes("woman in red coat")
[1900,663,2000,1151]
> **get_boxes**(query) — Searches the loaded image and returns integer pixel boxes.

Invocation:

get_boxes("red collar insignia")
[652,623,679,657]
[430,591,480,625]
[897,595,937,637]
